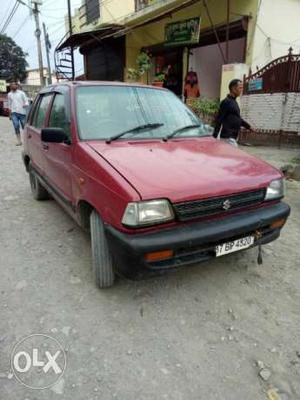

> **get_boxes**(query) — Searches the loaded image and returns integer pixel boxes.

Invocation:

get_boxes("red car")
[22,82,290,288]
[0,97,9,117]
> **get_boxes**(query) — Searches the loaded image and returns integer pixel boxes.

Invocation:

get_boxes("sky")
[0,0,84,75]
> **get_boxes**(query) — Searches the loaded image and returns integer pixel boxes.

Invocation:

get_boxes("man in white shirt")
[8,82,29,146]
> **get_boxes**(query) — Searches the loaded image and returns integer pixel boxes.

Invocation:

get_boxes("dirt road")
[0,116,299,400]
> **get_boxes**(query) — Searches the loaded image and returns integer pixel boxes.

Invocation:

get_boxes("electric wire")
[12,13,31,40]
[0,1,20,34]
[0,1,14,31]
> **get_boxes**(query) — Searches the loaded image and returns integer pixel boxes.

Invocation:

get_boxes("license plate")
[215,236,254,257]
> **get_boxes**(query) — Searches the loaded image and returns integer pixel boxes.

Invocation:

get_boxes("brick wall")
[239,130,300,147]
[240,92,300,133]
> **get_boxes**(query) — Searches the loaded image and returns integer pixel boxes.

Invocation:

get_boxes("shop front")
[146,17,200,97]
[125,0,258,100]
[0,80,9,117]
[80,36,125,81]
[55,24,125,81]
[151,48,183,95]
[188,18,248,99]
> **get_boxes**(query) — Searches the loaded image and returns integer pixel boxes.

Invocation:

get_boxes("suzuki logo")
[223,199,231,210]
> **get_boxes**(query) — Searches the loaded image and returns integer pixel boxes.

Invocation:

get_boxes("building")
[249,0,300,71]
[20,68,58,101]
[22,68,57,86]
[55,0,300,100]
[0,80,9,116]
[69,0,135,33]
[123,0,256,99]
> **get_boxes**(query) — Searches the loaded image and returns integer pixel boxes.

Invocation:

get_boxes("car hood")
[87,138,281,202]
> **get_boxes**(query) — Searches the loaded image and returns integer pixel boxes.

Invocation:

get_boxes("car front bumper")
[104,202,290,279]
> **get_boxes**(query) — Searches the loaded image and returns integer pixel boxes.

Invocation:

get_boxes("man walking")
[8,82,29,146]
[213,79,251,146]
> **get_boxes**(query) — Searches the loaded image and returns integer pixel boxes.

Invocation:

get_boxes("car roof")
[39,81,167,94]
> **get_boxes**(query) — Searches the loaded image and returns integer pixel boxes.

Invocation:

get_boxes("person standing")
[7,82,29,146]
[184,70,200,106]
[213,79,251,146]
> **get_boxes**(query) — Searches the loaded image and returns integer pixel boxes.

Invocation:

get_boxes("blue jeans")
[11,112,26,135]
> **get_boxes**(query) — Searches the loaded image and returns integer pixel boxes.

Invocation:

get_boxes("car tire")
[29,165,49,201]
[90,210,115,288]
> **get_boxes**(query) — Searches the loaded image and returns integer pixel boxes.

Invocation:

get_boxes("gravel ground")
[0,116,299,400]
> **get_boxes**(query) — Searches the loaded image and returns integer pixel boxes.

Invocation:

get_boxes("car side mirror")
[41,128,70,144]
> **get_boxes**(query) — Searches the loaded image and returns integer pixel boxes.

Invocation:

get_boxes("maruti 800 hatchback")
[22,82,290,288]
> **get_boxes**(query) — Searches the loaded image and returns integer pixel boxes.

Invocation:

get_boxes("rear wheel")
[29,166,49,201]
[90,210,115,288]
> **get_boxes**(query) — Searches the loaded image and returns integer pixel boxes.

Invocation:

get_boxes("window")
[76,85,211,141]
[27,96,39,124]
[85,0,100,24]
[32,94,52,129]
[135,0,156,12]
[49,94,71,138]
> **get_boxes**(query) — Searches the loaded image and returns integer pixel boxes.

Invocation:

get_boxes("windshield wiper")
[106,123,164,143]
[163,124,202,141]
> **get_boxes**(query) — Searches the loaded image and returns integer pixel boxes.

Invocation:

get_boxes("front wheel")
[90,210,115,288]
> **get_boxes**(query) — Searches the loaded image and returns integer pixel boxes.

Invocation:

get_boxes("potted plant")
[152,73,165,87]
[189,97,220,125]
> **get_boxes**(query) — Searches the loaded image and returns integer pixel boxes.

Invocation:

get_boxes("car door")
[26,93,53,176]
[42,89,73,205]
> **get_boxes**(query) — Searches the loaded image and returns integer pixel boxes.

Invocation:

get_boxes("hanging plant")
[136,51,152,74]
[127,68,142,81]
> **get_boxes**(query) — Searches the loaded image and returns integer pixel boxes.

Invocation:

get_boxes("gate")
[240,48,300,147]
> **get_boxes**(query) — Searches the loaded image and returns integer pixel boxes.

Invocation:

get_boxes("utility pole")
[67,0,75,80]
[43,22,52,84]
[32,0,44,86]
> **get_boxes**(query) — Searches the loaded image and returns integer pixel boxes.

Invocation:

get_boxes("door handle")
[28,133,32,139]
[42,143,49,150]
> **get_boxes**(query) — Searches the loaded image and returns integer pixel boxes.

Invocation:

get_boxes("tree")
[0,34,28,82]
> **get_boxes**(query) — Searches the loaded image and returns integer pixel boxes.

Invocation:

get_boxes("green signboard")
[0,80,7,92]
[165,17,201,46]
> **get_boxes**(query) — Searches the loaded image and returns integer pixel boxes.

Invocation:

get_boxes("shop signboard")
[248,77,263,91]
[0,80,7,92]
[165,17,201,46]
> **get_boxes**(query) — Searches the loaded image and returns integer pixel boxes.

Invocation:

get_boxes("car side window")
[29,96,41,126]
[27,97,38,124]
[32,94,53,129]
[48,94,71,138]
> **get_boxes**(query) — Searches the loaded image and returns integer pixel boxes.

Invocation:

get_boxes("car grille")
[173,189,266,221]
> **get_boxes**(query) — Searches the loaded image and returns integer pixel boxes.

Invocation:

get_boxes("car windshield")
[76,85,213,141]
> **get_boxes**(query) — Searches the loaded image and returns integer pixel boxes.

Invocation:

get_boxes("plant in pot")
[189,97,220,125]
[152,72,165,87]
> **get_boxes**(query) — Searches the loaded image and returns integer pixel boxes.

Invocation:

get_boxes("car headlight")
[265,178,285,201]
[122,199,174,227]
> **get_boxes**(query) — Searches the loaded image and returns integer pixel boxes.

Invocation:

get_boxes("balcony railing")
[135,0,159,12]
